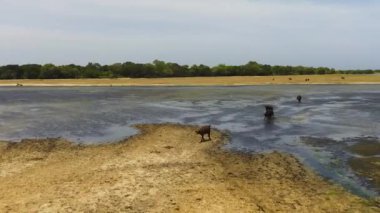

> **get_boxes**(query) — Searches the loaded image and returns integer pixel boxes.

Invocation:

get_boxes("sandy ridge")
[1,75,380,87]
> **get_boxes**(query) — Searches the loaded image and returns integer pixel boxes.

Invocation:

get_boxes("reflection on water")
[0,85,379,197]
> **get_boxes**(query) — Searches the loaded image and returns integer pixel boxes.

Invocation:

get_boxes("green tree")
[242,61,261,76]
[40,64,63,79]
[21,64,41,79]
[153,60,173,77]
[0,65,20,79]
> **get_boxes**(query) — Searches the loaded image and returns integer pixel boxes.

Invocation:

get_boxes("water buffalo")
[297,95,302,103]
[196,125,211,142]
[264,105,274,119]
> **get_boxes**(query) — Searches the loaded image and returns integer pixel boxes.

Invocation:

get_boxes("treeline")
[0,60,378,79]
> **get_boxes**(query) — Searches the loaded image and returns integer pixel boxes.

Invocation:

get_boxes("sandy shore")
[0,124,378,212]
[0,75,380,87]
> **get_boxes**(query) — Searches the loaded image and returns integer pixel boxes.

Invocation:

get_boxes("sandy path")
[0,124,378,212]
[0,75,379,87]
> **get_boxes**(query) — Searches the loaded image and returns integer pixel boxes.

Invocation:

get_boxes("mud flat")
[0,124,378,212]
[348,139,380,192]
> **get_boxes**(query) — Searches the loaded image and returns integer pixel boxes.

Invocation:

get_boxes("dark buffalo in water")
[195,125,211,142]
[264,105,274,119]
[297,95,302,103]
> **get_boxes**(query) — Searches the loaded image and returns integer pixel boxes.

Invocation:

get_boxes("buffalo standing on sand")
[196,125,211,142]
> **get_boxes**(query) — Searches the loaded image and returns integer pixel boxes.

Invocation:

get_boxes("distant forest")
[0,60,378,79]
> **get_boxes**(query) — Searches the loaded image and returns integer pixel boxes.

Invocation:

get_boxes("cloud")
[0,0,379,69]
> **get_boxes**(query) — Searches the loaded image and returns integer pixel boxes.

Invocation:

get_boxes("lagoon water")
[0,85,379,197]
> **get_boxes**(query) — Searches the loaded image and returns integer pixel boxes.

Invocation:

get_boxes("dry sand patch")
[0,124,378,212]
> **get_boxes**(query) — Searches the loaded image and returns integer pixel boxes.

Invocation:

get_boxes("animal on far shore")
[264,105,274,119]
[195,125,211,142]
[297,95,302,103]
[288,78,292,80]
[341,76,345,80]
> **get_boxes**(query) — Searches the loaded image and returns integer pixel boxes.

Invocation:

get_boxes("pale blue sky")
[1,0,379,69]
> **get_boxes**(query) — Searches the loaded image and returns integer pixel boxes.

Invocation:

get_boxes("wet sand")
[0,124,378,212]
[0,74,380,87]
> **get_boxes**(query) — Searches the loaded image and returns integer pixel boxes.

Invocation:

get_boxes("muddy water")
[0,85,379,197]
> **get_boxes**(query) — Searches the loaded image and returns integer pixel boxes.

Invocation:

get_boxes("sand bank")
[0,124,378,212]
[0,75,380,87]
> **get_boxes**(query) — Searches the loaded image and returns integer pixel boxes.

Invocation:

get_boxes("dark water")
[0,85,379,197]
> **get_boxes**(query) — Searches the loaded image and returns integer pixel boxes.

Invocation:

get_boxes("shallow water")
[0,85,379,197]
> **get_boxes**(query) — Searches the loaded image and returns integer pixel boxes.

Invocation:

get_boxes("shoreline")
[0,75,380,87]
[0,124,378,212]
[1,82,380,87]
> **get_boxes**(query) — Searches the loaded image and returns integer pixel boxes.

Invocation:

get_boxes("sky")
[0,0,379,69]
